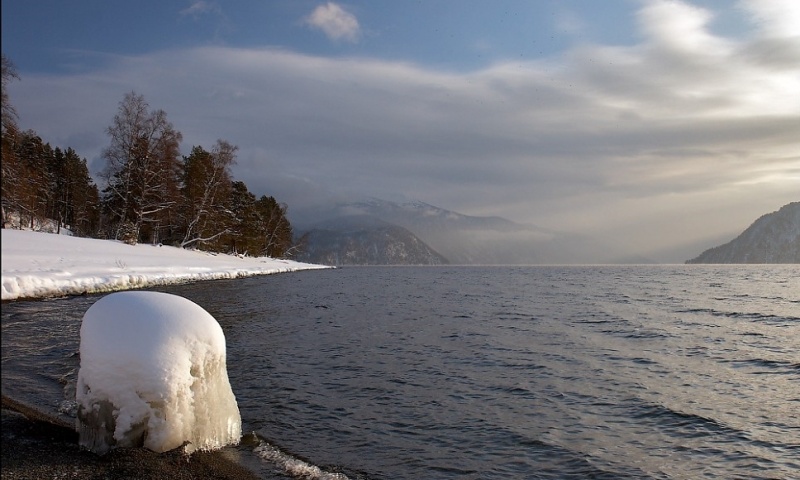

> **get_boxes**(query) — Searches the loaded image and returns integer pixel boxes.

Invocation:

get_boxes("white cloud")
[179,0,220,18]
[739,0,800,38]
[638,0,721,52]
[304,2,361,43]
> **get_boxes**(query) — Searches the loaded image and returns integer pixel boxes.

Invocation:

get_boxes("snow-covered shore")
[1,229,330,301]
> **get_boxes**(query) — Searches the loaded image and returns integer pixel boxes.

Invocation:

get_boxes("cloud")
[7,1,799,260]
[179,1,221,19]
[740,0,800,38]
[638,0,721,51]
[304,2,361,43]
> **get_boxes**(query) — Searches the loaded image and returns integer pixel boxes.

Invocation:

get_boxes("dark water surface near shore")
[3,265,799,479]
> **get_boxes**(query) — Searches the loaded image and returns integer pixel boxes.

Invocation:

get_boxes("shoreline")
[1,265,332,303]
[1,228,332,302]
[1,394,281,479]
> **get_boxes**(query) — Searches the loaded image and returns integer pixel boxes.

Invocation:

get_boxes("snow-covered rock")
[76,291,241,454]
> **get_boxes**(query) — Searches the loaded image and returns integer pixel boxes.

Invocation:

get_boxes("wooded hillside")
[1,55,295,258]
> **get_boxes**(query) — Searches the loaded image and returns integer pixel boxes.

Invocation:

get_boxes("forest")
[1,55,296,258]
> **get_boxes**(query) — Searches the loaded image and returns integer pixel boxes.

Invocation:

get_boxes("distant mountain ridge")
[330,198,541,264]
[294,198,628,265]
[295,214,448,265]
[687,202,800,264]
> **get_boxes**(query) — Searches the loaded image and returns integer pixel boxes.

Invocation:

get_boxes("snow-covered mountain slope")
[687,202,800,264]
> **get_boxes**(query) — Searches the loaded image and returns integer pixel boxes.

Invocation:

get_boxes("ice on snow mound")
[76,291,242,454]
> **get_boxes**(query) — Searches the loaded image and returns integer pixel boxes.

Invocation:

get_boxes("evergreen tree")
[223,180,260,255]
[13,131,54,229]
[179,141,236,249]
[60,147,100,236]
[254,195,293,258]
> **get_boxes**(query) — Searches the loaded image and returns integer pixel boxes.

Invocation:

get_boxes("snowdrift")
[1,229,329,301]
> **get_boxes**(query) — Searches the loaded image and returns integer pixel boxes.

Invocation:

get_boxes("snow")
[1,229,330,301]
[77,291,241,454]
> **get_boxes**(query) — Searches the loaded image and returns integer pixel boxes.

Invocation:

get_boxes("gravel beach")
[1,395,276,480]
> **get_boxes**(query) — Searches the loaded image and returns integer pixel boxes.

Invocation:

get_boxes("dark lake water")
[2,265,799,479]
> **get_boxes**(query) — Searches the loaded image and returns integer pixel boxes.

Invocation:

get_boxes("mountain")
[294,198,625,265]
[293,214,448,266]
[328,199,536,264]
[686,202,800,264]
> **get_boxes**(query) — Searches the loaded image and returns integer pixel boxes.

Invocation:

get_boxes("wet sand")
[1,395,280,479]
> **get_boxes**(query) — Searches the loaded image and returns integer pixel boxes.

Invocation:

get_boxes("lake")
[2,265,799,479]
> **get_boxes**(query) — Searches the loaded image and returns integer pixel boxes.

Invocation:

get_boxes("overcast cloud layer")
[5,0,799,261]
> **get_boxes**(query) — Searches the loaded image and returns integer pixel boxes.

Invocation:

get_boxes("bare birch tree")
[1,54,20,226]
[1,54,19,136]
[101,92,182,243]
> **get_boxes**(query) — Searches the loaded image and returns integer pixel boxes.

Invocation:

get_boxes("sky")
[2,0,798,262]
